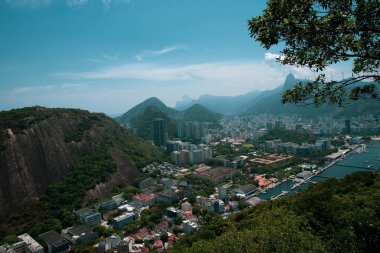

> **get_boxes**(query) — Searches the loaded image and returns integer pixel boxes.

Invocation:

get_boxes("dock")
[335,164,377,170]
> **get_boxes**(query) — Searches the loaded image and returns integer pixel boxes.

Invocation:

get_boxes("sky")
[0,0,351,115]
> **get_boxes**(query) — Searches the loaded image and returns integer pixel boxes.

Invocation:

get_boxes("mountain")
[130,106,178,139]
[182,104,223,123]
[116,98,222,141]
[175,91,262,115]
[283,72,298,90]
[116,97,179,126]
[245,74,380,117]
[0,107,165,229]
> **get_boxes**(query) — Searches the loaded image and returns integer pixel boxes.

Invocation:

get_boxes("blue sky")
[0,0,351,115]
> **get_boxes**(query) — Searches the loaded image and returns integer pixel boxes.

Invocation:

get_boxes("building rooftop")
[236,184,258,194]
[296,171,313,179]
[67,225,93,237]
[114,212,135,222]
[245,197,264,207]
[133,194,156,202]
[17,233,43,252]
[39,230,69,248]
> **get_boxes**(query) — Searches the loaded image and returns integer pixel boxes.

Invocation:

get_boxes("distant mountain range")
[175,91,262,115]
[116,97,222,139]
[175,73,380,118]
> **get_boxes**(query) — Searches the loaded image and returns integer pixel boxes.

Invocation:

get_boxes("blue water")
[258,140,380,200]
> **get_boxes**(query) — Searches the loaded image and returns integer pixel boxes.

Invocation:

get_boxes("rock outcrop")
[0,107,136,222]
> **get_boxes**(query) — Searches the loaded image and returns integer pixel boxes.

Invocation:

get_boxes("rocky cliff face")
[0,107,132,222]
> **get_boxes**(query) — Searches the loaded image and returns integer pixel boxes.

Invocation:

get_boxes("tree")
[249,0,380,106]
[160,233,169,243]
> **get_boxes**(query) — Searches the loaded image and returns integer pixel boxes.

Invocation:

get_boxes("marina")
[257,140,380,200]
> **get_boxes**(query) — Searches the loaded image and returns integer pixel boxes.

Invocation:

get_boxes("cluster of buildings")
[249,154,293,166]
[193,165,238,184]
[140,162,190,177]
[264,138,332,156]
[218,114,380,143]
[152,118,213,148]
[168,141,213,165]
[177,121,211,143]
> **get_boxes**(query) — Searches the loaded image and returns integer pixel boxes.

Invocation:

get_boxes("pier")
[335,164,377,170]
[313,175,331,179]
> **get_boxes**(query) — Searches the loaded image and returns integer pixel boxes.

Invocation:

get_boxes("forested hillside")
[0,107,166,240]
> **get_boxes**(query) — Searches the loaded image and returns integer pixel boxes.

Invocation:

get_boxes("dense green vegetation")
[64,115,102,142]
[168,171,380,253]
[182,104,222,124]
[249,0,380,107]
[0,111,167,241]
[0,106,102,134]
[130,106,178,140]
[117,97,179,125]
[261,129,316,145]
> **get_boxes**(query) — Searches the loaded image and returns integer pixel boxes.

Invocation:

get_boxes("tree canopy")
[249,0,380,106]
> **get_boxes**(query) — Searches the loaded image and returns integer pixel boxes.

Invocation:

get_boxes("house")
[132,194,156,207]
[98,235,121,252]
[154,220,170,234]
[182,220,198,234]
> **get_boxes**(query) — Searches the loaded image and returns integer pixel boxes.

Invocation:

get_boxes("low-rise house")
[182,220,198,234]
[98,235,121,252]
[154,220,170,235]
[132,194,156,207]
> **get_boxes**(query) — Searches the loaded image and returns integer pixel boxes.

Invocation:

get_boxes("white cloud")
[135,44,188,61]
[5,0,52,8]
[102,0,131,9]
[103,53,119,61]
[56,61,292,92]
[11,86,36,94]
[264,52,281,61]
[86,58,103,63]
[67,0,88,7]
[61,83,87,89]
[11,83,88,94]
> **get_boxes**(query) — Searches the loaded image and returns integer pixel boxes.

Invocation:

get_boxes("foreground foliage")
[249,0,380,106]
